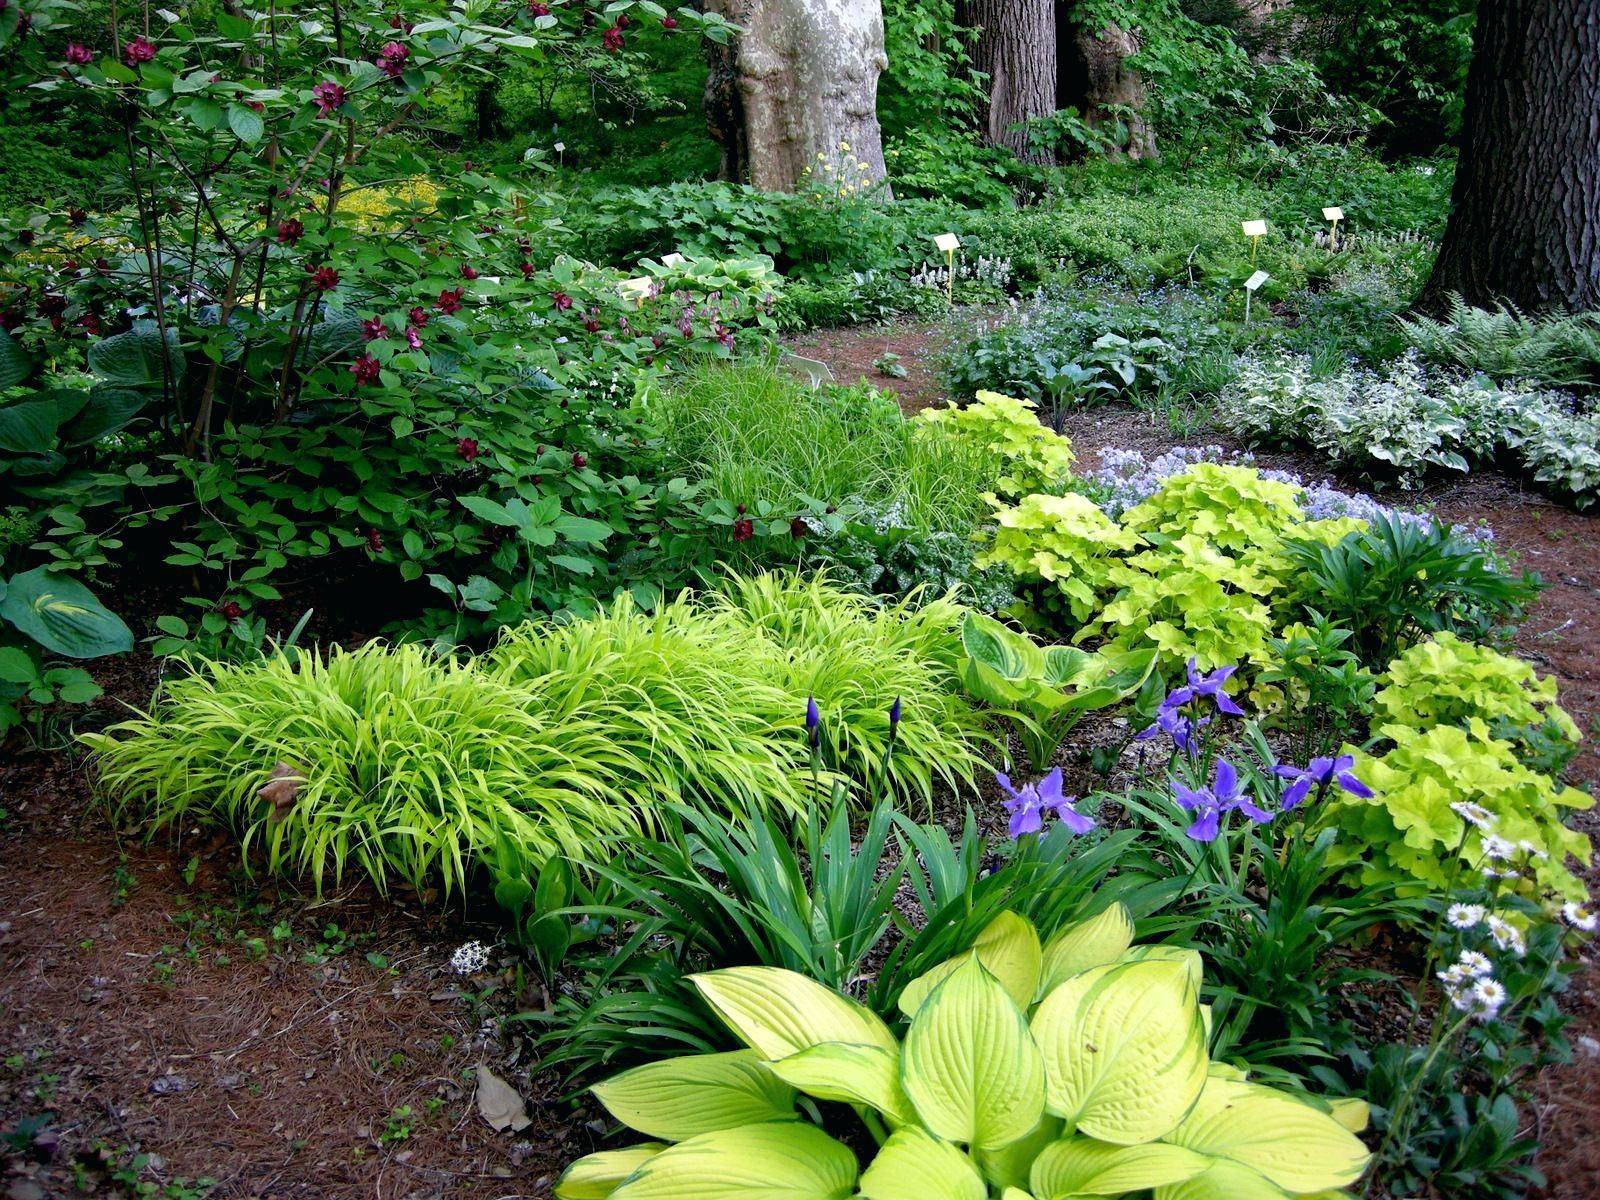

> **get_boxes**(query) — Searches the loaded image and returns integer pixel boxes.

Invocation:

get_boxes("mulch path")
[1,314,1596,1198]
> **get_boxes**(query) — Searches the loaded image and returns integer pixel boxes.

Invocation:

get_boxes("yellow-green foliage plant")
[976,492,1138,624]
[1327,723,1593,903]
[917,390,1077,498]
[556,907,1371,1200]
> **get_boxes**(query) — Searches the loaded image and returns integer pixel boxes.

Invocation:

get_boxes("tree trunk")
[702,0,891,195]
[963,0,1057,162]
[1059,14,1157,160]
[1415,0,1600,313]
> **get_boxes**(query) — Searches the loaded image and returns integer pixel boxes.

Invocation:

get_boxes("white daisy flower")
[1561,902,1597,932]
[1487,917,1526,956]
[1450,801,1494,829]
[1446,983,1474,1012]
[1471,977,1507,1019]
[1446,903,1486,930]
[1455,950,1493,978]
[1516,840,1548,860]
[1481,835,1515,862]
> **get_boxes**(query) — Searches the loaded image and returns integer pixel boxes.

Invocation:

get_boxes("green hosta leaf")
[591,1050,797,1142]
[1,568,133,659]
[902,955,1045,1150]
[1031,961,1207,1145]
[1030,1138,1210,1197]
[1001,1191,1037,1200]
[609,1123,858,1200]
[975,1117,1062,1191]
[556,1144,667,1200]
[859,1127,985,1200]
[88,322,184,388]
[0,328,32,388]
[768,1043,917,1127]
[1160,1077,1370,1193]
[1152,1159,1291,1200]
[900,910,1042,1016]
[59,386,150,446]
[962,612,1043,683]
[1117,946,1204,988]
[690,967,896,1059]
[1038,905,1134,997]
[0,395,68,454]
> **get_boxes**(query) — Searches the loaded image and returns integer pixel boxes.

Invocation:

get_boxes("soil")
[2,314,1596,1199]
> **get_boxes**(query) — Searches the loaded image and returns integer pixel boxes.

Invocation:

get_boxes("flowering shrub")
[1326,724,1593,903]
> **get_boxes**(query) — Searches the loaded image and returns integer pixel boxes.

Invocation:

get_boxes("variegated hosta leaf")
[902,955,1046,1150]
[900,910,1043,1016]
[1117,944,1204,988]
[556,1144,667,1200]
[975,1116,1063,1191]
[1031,960,1208,1144]
[768,1042,919,1128]
[591,1050,797,1142]
[1152,1158,1292,1200]
[1029,1137,1211,1197]
[1160,1077,1371,1193]
[609,1123,859,1200]
[1038,905,1135,997]
[858,1126,986,1200]
[689,966,897,1059]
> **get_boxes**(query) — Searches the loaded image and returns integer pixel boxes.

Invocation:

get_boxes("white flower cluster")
[449,940,492,975]
[1437,949,1506,1022]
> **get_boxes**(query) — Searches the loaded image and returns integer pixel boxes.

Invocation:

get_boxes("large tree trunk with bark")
[702,0,891,195]
[1415,0,1600,313]
[960,0,1057,162]
[1068,19,1158,160]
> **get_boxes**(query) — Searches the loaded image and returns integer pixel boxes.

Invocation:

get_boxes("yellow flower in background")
[839,139,850,151]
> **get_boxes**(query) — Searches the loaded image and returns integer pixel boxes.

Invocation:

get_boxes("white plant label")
[1244,270,1270,291]
[933,232,960,253]
[618,277,652,302]
[554,141,565,153]
[1241,219,1268,238]
[661,252,687,267]
[1322,206,1344,222]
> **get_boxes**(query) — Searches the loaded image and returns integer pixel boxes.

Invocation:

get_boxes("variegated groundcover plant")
[556,908,1369,1200]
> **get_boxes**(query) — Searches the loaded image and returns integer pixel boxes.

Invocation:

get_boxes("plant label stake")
[1322,206,1344,251]
[1243,269,1269,323]
[933,232,960,303]
[661,252,686,268]
[554,140,565,167]
[618,277,652,309]
[1241,219,1267,266]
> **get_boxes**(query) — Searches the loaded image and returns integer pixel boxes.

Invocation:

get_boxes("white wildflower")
[1481,834,1515,862]
[1561,902,1597,932]
[1471,977,1507,1020]
[1516,840,1548,860]
[1455,950,1493,978]
[1446,903,1486,930]
[1487,917,1526,956]
[1450,800,1495,829]
[450,940,491,975]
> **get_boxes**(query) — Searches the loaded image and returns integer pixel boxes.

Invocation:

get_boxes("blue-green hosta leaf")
[59,386,150,446]
[1159,1077,1370,1193]
[0,390,86,454]
[609,1123,858,1200]
[900,910,1042,1017]
[88,321,184,388]
[1,568,133,659]
[1029,1137,1210,1197]
[1038,905,1134,997]
[689,967,896,1060]
[961,611,1043,683]
[859,1127,985,1200]
[556,1144,667,1200]
[1031,961,1208,1145]
[591,1050,796,1142]
[0,329,32,389]
[768,1043,917,1127]
[902,955,1046,1150]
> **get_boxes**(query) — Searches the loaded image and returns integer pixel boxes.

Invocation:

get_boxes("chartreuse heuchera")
[555,908,1370,1200]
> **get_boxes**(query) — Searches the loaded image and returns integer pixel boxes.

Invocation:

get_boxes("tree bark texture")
[1070,20,1158,160]
[963,0,1057,162]
[702,0,891,195]
[1416,0,1600,313]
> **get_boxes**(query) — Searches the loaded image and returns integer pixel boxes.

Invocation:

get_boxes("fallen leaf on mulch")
[259,762,305,822]
[474,1065,530,1132]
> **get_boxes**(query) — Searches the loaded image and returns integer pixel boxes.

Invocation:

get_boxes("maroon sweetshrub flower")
[550,291,573,311]
[64,42,93,65]
[276,218,304,244]
[123,36,156,67]
[310,80,346,117]
[519,261,535,280]
[571,452,587,469]
[387,14,414,32]
[361,316,389,341]
[601,23,624,51]
[457,437,480,462]
[218,600,244,621]
[790,516,809,539]
[76,312,101,336]
[732,517,754,542]
[365,528,384,552]
[306,264,340,291]
[661,15,677,28]
[527,0,550,14]
[37,293,68,318]
[350,354,381,385]
[583,311,600,333]
[459,263,478,280]
[68,207,88,225]
[405,325,423,350]
[407,305,429,328]
[436,286,464,314]
[376,41,409,77]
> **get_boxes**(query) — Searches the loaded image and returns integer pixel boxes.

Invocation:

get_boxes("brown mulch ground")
[2,314,1597,1199]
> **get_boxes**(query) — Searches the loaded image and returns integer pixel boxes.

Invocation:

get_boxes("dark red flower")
[68,207,88,225]
[387,14,414,32]
[790,516,809,539]
[350,354,381,384]
[457,436,480,461]
[94,256,111,273]
[123,36,156,67]
[571,452,587,468]
[276,218,304,244]
[407,305,429,328]
[64,42,93,65]
[437,286,464,314]
[519,261,535,280]
[245,99,264,112]
[76,312,101,336]
[601,24,624,51]
[311,80,346,117]
[405,325,423,350]
[361,316,389,341]
[735,503,747,514]
[307,264,340,291]
[459,263,478,280]
[661,15,677,28]
[218,600,244,621]
[615,14,629,27]
[376,41,409,77]
[527,0,549,14]
[37,293,68,318]
[365,528,384,552]
[583,313,600,333]
[732,517,754,542]
[16,230,34,246]
[551,291,573,311]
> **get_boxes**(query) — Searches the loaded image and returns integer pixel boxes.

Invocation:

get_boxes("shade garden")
[2,2,1598,1198]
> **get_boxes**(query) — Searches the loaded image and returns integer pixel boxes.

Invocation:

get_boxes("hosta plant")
[556,909,1371,1200]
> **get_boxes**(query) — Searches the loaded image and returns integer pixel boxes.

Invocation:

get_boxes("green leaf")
[88,323,184,388]
[609,1123,858,1200]
[901,955,1045,1150]
[1038,905,1135,998]
[690,967,897,1060]
[899,910,1042,1016]
[0,394,72,454]
[1152,1159,1292,1200]
[859,1127,985,1200]
[228,103,265,144]
[974,1117,1062,1191]
[556,1144,667,1200]
[591,1050,797,1142]
[1030,1138,1210,1197]
[555,514,615,544]
[768,1043,918,1128]
[458,495,520,527]
[1031,961,1208,1145]
[1,568,133,659]
[59,386,149,446]
[0,328,32,389]
[1160,1077,1370,1193]
[0,646,40,684]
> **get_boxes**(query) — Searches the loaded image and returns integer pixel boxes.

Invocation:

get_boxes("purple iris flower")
[996,767,1097,839]
[888,696,902,730]
[805,696,821,748]
[1274,754,1374,809]
[1166,658,1246,716]
[1136,705,1211,755]
[1173,758,1273,842]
